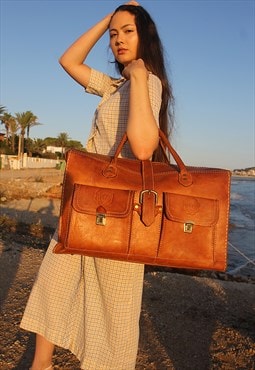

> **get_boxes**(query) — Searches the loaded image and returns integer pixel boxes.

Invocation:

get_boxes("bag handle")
[106,129,193,186]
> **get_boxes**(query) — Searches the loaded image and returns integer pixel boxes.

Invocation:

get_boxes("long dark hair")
[111,4,174,162]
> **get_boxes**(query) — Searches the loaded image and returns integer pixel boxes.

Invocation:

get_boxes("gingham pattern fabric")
[20,68,162,370]
[86,69,162,157]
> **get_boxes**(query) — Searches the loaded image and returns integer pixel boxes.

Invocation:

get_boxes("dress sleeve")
[148,74,162,126]
[85,68,118,97]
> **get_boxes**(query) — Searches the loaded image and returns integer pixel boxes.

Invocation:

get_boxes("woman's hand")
[122,59,148,80]
[125,1,140,5]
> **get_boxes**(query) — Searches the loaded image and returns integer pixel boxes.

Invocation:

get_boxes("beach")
[0,168,254,369]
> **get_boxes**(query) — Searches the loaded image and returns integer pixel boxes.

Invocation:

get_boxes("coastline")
[232,175,255,180]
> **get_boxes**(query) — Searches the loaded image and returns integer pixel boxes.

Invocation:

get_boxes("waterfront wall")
[0,154,60,170]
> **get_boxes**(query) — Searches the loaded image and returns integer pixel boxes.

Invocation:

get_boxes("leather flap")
[164,193,219,226]
[72,184,133,217]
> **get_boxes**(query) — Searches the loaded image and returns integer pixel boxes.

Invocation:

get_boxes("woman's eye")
[110,33,117,38]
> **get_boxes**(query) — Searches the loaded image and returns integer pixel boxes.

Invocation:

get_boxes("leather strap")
[140,161,157,226]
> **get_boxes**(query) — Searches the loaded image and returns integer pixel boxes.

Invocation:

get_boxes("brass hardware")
[96,213,106,226]
[184,222,194,233]
[134,204,139,210]
[139,190,158,204]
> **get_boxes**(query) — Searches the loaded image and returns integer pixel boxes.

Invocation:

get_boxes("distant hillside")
[232,167,255,176]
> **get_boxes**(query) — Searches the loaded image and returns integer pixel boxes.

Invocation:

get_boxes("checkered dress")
[20,69,162,370]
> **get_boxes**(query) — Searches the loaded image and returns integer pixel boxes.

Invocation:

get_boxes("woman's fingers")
[125,1,140,6]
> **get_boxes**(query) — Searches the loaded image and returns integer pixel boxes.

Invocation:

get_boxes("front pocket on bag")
[65,184,134,254]
[159,193,219,267]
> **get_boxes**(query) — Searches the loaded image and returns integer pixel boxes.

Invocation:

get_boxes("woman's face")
[109,11,139,66]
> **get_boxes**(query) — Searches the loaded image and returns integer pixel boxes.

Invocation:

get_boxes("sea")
[227,177,255,277]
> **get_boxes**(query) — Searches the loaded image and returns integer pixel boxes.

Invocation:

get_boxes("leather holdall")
[54,130,231,271]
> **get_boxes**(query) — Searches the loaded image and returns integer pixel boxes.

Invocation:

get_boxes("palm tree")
[9,117,18,153]
[0,105,6,125]
[0,105,6,131]
[15,112,28,160]
[0,111,12,145]
[26,138,46,156]
[15,111,39,162]
[25,110,40,139]
[57,132,69,158]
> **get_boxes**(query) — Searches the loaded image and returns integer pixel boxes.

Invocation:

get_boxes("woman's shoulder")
[148,73,162,93]
[91,68,124,86]
[148,72,161,84]
[86,68,124,96]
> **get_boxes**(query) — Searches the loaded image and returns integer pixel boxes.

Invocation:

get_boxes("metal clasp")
[139,190,158,204]
[184,222,194,233]
[96,213,106,226]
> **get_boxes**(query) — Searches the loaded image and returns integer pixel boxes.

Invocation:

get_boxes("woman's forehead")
[109,11,136,30]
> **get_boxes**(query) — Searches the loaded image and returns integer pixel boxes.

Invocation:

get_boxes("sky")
[0,0,254,170]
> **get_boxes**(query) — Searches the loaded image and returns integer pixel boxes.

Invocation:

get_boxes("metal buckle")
[139,190,158,204]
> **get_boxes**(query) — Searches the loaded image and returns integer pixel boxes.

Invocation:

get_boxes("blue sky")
[1,0,254,170]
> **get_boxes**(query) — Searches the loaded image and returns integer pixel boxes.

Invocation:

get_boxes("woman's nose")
[115,35,123,45]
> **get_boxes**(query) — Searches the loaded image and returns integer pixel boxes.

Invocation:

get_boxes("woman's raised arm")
[59,13,112,88]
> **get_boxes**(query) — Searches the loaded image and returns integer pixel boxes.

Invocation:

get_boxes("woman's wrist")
[104,12,114,28]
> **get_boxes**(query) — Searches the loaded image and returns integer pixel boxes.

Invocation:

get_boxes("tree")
[25,110,40,139]
[66,140,84,150]
[0,111,12,145]
[8,117,18,153]
[15,110,39,162]
[57,132,69,158]
[44,137,58,146]
[26,138,46,156]
[0,105,7,134]
[0,105,6,130]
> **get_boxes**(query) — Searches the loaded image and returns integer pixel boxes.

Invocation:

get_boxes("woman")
[20,2,174,369]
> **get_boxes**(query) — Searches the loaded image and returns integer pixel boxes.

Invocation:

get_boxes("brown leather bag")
[54,130,231,271]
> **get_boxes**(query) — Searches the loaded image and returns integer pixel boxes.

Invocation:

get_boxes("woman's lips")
[118,49,127,55]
